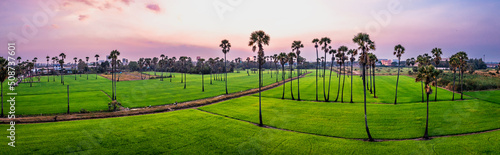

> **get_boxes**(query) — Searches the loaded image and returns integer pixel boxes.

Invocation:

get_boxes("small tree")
[108,100,121,111]
[416,64,439,139]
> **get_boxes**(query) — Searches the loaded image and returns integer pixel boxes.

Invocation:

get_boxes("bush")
[79,109,90,113]
[108,101,122,111]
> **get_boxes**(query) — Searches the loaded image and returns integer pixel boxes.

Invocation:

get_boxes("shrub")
[108,101,122,111]
[79,109,90,113]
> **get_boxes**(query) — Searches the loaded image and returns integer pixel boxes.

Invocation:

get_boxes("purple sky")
[1,0,500,62]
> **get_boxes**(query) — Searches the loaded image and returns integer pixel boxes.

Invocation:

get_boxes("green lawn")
[1,109,498,154]
[1,71,294,115]
[200,96,500,139]
[258,71,470,104]
[465,90,500,104]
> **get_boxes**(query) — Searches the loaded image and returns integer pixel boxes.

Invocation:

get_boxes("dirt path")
[0,73,310,124]
[196,109,500,142]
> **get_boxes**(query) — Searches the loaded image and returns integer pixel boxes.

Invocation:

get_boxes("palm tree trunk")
[369,66,373,94]
[421,81,424,102]
[323,53,327,101]
[341,64,346,102]
[225,54,228,94]
[297,63,301,101]
[350,62,354,103]
[334,63,341,102]
[1,83,3,117]
[282,65,285,99]
[460,70,463,100]
[452,71,456,101]
[184,73,187,89]
[202,73,204,92]
[424,92,430,139]
[395,62,400,104]
[316,48,319,101]
[67,85,70,114]
[362,63,374,141]
[275,63,279,82]
[210,72,212,84]
[258,61,263,126]
[327,58,334,101]
[372,65,376,98]
[435,79,438,101]
[290,64,294,100]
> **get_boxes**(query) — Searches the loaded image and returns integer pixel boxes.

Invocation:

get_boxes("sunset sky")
[1,0,499,62]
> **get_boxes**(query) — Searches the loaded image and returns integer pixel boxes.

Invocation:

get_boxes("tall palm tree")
[145,58,152,79]
[179,56,188,89]
[220,39,231,94]
[109,50,120,100]
[279,52,288,99]
[325,48,336,101]
[352,32,376,141]
[292,40,304,100]
[160,54,165,81]
[248,30,270,127]
[138,58,144,80]
[456,51,468,100]
[312,38,320,101]
[347,49,358,103]
[94,54,99,79]
[335,46,347,102]
[59,53,66,84]
[199,58,206,92]
[449,55,459,101]
[273,54,279,82]
[416,64,439,139]
[73,57,77,80]
[287,52,297,100]
[85,56,89,80]
[417,54,431,102]
[52,56,57,82]
[46,56,50,82]
[431,48,442,101]
[393,44,405,104]
[319,37,331,101]
[0,57,8,117]
[33,57,37,80]
[340,49,348,102]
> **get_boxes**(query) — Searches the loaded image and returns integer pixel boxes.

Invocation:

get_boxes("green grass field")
[465,90,500,104]
[258,71,470,103]
[1,71,294,115]
[1,109,498,154]
[200,96,500,139]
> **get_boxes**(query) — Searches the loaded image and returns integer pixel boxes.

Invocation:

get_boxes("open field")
[1,71,296,115]
[1,109,498,154]
[257,71,470,103]
[200,96,500,139]
[465,90,500,104]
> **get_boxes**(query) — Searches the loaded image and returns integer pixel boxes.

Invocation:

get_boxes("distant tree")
[456,51,468,100]
[278,52,288,99]
[46,56,50,82]
[449,55,459,101]
[220,39,231,94]
[0,57,7,117]
[347,49,358,103]
[287,52,297,100]
[59,53,66,85]
[94,54,100,79]
[292,40,304,101]
[85,57,89,80]
[431,48,442,101]
[312,38,320,101]
[319,37,332,101]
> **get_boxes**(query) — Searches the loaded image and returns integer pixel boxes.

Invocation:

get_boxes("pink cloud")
[78,15,89,21]
[69,0,95,6]
[146,4,161,13]
[121,0,133,5]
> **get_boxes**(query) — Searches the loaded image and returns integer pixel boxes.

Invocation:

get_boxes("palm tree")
[199,58,206,92]
[138,58,144,80]
[248,30,270,127]
[273,54,279,82]
[33,57,38,80]
[59,53,66,84]
[160,54,165,81]
[292,40,304,100]
[335,46,348,102]
[94,54,100,79]
[279,52,288,99]
[431,48,442,101]
[220,39,231,94]
[352,32,375,141]
[312,38,320,101]
[109,50,120,100]
[340,50,348,102]
[0,57,8,117]
[319,37,331,101]
[179,56,188,89]
[393,44,405,104]
[287,52,297,100]
[85,57,89,80]
[51,57,57,82]
[416,64,439,139]
[145,58,152,79]
[417,54,431,102]
[456,51,468,100]
[73,57,77,80]
[449,55,459,101]
[347,49,358,103]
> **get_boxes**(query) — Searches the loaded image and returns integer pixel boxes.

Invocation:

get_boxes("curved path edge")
[0,73,310,124]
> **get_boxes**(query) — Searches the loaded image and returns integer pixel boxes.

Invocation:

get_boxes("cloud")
[121,0,133,5]
[69,0,95,6]
[78,15,89,21]
[146,4,161,13]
